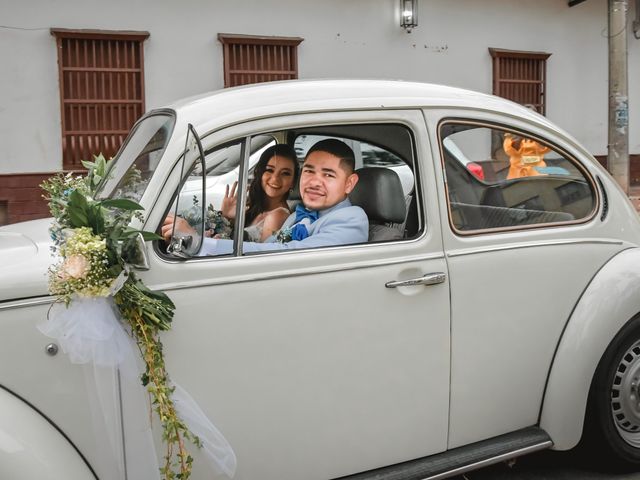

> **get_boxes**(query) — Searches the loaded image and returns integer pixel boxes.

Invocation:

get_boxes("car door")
[140,109,450,479]
[425,109,628,448]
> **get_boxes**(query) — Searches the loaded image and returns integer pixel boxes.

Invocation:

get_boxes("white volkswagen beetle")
[2,80,640,479]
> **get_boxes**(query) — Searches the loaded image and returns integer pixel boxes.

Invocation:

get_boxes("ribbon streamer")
[38,296,236,479]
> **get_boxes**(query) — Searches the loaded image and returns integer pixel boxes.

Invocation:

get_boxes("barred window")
[0,200,7,226]
[218,33,303,88]
[51,29,149,169]
[489,48,551,115]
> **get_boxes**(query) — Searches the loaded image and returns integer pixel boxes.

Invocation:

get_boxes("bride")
[220,144,299,242]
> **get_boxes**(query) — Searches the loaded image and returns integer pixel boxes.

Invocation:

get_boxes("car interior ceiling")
[286,124,414,166]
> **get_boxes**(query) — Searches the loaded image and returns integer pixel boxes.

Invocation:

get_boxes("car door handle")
[385,272,447,288]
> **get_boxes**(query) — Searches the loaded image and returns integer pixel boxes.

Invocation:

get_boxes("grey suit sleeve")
[199,207,368,255]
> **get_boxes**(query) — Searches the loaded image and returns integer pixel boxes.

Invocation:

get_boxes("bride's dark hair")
[246,144,299,225]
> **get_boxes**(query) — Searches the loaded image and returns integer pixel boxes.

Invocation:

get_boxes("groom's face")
[299,151,358,211]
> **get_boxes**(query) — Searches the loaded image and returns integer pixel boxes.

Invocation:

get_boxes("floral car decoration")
[40,155,234,480]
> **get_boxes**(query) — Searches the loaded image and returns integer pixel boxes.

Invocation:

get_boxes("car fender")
[0,386,96,479]
[540,246,640,450]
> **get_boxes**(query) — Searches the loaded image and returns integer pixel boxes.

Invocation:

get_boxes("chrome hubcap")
[611,340,640,447]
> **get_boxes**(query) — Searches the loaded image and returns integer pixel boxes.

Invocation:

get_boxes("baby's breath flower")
[49,227,115,301]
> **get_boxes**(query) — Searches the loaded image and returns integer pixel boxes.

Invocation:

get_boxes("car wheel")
[584,315,640,466]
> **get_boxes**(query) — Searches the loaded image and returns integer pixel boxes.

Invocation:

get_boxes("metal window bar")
[55,34,146,168]
[218,34,303,88]
[489,48,550,116]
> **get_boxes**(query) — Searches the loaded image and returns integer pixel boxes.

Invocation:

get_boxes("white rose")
[62,254,90,279]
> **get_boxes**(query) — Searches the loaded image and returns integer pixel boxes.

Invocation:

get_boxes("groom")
[162,139,369,254]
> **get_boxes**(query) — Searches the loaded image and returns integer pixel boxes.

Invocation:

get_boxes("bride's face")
[261,156,295,200]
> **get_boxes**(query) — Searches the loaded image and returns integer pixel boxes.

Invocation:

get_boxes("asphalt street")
[453,451,640,480]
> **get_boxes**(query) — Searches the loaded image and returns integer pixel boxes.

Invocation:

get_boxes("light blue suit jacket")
[199,198,368,255]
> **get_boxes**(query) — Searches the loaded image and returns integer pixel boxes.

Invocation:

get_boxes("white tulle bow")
[38,297,236,479]
[39,296,138,373]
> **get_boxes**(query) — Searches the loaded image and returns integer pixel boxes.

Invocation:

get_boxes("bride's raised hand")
[220,181,239,219]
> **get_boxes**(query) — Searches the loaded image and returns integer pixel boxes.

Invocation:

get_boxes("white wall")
[0,0,637,174]
[0,26,61,173]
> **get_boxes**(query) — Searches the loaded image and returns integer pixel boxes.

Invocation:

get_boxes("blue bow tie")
[294,204,319,224]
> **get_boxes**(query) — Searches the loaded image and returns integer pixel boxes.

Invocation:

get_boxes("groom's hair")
[306,139,355,174]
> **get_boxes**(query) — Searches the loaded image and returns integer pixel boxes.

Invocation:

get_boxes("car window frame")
[98,110,176,201]
[437,118,600,236]
[158,114,428,261]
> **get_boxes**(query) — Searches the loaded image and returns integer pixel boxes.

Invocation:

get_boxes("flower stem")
[116,282,195,480]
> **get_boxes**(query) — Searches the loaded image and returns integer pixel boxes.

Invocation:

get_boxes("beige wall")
[0,0,636,174]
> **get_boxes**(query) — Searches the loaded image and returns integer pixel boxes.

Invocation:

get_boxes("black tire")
[582,314,640,468]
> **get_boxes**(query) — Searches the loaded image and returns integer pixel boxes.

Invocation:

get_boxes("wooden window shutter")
[51,29,149,170]
[489,48,551,115]
[218,34,303,88]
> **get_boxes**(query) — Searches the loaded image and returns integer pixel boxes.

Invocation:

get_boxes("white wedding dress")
[244,207,290,242]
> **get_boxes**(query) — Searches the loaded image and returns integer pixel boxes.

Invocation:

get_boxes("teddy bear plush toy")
[503,134,551,179]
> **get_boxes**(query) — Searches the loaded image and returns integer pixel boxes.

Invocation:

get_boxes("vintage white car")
[2,80,640,479]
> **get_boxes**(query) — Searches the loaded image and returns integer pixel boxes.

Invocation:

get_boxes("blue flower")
[275,227,292,243]
[63,188,74,197]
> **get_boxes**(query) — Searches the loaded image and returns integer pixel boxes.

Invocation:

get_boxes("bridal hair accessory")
[39,155,236,480]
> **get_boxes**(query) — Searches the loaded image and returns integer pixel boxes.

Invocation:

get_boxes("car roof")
[161,79,555,134]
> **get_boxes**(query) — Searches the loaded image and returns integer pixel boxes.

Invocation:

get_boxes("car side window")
[293,126,419,243]
[170,136,276,255]
[165,123,422,259]
[440,122,596,233]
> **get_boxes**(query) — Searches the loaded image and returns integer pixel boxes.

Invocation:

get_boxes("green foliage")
[100,198,144,210]
[82,153,112,194]
[117,278,174,331]
[40,173,88,225]
[42,153,199,480]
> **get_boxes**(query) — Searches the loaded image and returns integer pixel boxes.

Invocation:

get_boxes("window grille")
[51,29,149,169]
[0,200,7,226]
[218,34,303,88]
[489,48,551,115]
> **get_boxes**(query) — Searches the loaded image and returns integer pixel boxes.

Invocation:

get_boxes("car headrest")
[349,168,406,224]
[286,179,302,211]
[289,180,301,202]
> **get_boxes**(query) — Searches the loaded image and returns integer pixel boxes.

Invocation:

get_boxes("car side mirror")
[128,232,151,270]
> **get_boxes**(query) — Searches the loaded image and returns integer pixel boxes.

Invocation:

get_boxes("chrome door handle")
[385,272,446,289]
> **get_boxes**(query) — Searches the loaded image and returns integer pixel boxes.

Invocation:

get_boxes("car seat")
[349,167,407,242]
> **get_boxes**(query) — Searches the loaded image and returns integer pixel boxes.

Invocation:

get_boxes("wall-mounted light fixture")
[400,0,418,33]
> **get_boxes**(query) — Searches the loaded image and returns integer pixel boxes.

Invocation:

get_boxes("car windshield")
[98,113,175,201]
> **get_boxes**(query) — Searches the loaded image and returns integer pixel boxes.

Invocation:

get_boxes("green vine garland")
[42,155,200,479]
